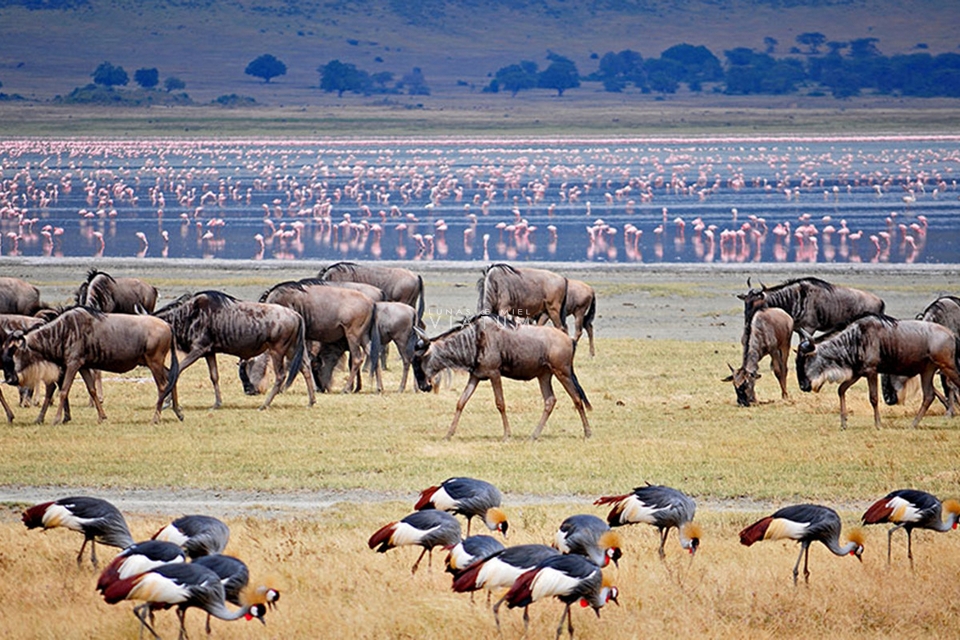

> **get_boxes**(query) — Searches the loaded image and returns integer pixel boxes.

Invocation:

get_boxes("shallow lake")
[1,136,957,264]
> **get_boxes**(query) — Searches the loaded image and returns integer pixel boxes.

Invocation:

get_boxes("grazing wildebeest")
[722,307,794,407]
[0,313,52,421]
[1,307,182,424]
[0,277,45,315]
[739,277,884,343]
[795,314,960,430]
[319,261,424,319]
[370,301,424,393]
[477,264,568,329]
[882,295,960,412]
[154,291,313,410]
[245,279,380,394]
[412,314,592,441]
[75,269,158,313]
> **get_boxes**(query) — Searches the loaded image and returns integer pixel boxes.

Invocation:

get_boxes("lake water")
[1,136,958,264]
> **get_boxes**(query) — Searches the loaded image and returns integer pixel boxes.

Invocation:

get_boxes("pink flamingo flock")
[0,137,954,263]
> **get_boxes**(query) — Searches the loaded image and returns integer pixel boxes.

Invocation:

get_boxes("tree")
[594,49,646,92]
[134,68,159,89]
[763,37,778,54]
[660,44,723,85]
[492,61,538,96]
[400,67,430,95]
[318,59,370,97]
[537,54,579,96]
[245,54,287,83]
[92,61,128,88]
[164,76,186,92]
[796,32,826,54]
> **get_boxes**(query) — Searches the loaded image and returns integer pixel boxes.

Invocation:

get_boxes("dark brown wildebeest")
[0,277,45,315]
[243,301,420,394]
[477,263,568,329]
[412,314,591,441]
[0,313,53,421]
[796,314,960,430]
[319,261,423,319]
[883,295,960,412]
[75,269,158,313]
[154,291,313,410]
[722,307,793,407]
[1,307,182,424]
[245,279,380,394]
[739,277,884,343]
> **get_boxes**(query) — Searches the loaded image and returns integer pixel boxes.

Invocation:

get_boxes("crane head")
[485,507,509,538]
[943,499,960,528]
[681,522,703,555]
[846,528,866,561]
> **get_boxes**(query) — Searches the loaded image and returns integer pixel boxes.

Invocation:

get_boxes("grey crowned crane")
[415,477,508,537]
[862,489,960,567]
[594,483,702,559]
[152,514,230,559]
[22,496,134,568]
[368,509,462,574]
[554,514,622,568]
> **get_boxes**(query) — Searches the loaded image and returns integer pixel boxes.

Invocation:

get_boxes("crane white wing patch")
[764,517,809,541]
[41,504,85,532]
[429,487,457,512]
[390,521,437,546]
[886,496,922,523]
[128,572,190,604]
[531,566,592,602]
[477,558,526,590]
[154,524,189,547]
[617,496,660,524]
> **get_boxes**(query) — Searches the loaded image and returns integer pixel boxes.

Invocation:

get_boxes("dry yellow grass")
[2,335,960,638]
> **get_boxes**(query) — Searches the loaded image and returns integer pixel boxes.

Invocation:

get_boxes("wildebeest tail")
[161,327,180,404]
[283,315,307,391]
[583,290,596,331]
[366,304,382,376]
[560,278,569,326]
[416,275,425,323]
[570,343,592,411]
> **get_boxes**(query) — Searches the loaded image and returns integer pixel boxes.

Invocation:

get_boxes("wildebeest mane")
[918,295,960,321]
[319,261,360,277]
[155,290,238,320]
[259,280,308,303]
[810,313,899,348]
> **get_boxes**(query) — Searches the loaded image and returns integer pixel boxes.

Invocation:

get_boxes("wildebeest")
[413,314,592,440]
[477,264,568,329]
[722,307,794,407]
[0,277,45,315]
[75,269,158,313]
[245,279,380,394]
[795,314,960,429]
[1,307,182,424]
[739,277,884,343]
[319,261,424,318]
[154,291,312,410]
[0,313,51,421]
[882,295,960,412]
[538,277,596,356]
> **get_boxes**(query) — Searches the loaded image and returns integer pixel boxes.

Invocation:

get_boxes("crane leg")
[907,529,914,570]
[803,544,811,583]
[658,528,668,560]
[791,542,809,586]
[133,604,161,640]
[410,547,429,575]
[492,594,506,634]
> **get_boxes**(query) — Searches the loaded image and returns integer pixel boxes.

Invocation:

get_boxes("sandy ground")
[1,257,958,515]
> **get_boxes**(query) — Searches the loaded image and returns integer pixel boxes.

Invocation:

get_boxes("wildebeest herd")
[1,266,958,436]
[0,263,601,440]
[726,276,960,431]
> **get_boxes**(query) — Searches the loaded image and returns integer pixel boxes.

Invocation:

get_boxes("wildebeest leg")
[52,366,81,425]
[553,370,592,438]
[837,378,858,430]
[446,375,481,440]
[529,374,558,440]
[298,350,317,406]
[488,373,512,441]
[343,337,365,394]
[258,350,287,410]
[912,368,940,429]
[773,348,790,399]
[867,372,882,430]
[0,388,13,422]
[204,353,224,409]
[78,368,108,423]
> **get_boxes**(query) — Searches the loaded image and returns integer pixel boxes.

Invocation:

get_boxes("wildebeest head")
[411,328,433,392]
[736,278,768,319]
[1,332,59,390]
[238,355,271,396]
[722,363,760,407]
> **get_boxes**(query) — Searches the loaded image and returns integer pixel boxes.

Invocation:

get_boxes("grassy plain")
[3,313,960,637]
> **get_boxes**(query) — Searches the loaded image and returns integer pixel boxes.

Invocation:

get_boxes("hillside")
[0,0,956,108]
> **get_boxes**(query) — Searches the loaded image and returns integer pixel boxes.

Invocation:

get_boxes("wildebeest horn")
[798,328,814,342]
[413,325,430,340]
[746,277,751,288]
